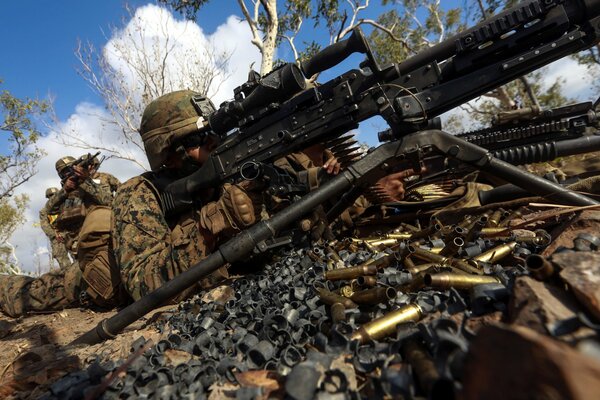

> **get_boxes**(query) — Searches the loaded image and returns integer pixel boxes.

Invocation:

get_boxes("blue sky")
[0,0,239,121]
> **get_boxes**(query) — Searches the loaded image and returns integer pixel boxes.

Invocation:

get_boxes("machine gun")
[60,151,102,183]
[74,0,600,345]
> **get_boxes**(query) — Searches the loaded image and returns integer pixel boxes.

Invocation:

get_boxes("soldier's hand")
[376,168,422,201]
[323,154,341,175]
[220,181,263,229]
[299,206,333,242]
[73,165,90,179]
[63,176,78,192]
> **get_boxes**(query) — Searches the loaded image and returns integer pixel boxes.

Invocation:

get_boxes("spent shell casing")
[410,224,442,241]
[473,241,517,264]
[424,272,500,290]
[406,263,441,275]
[465,217,487,243]
[499,209,523,227]
[325,265,378,281]
[351,304,423,343]
[439,237,465,257]
[356,275,378,287]
[350,287,397,305]
[330,303,346,324]
[316,288,357,309]
[525,254,555,281]
[340,285,355,298]
[487,209,504,227]
[412,247,482,275]
[402,339,441,395]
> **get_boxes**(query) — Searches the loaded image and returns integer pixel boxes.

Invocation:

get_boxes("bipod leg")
[395,130,598,206]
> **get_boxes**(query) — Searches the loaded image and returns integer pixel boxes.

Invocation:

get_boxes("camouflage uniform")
[112,90,258,302]
[39,194,72,270]
[91,171,121,196]
[0,162,115,318]
[46,177,114,257]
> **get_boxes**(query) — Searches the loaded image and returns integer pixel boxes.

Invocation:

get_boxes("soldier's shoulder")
[113,176,159,214]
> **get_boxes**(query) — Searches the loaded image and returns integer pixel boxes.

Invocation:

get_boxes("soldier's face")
[185,136,219,165]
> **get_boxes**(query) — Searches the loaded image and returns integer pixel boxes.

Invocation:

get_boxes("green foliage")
[0,79,46,273]
[1,79,48,200]
[368,0,464,65]
[157,0,210,20]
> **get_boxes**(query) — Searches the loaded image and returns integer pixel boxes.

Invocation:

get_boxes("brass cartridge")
[339,285,355,298]
[473,241,517,264]
[465,216,487,243]
[325,265,377,281]
[330,302,346,323]
[356,275,378,287]
[410,224,442,241]
[402,339,441,395]
[406,263,441,276]
[351,304,423,343]
[412,247,482,275]
[316,288,357,309]
[439,237,465,257]
[424,272,500,290]
[526,254,555,281]
[350,287,397,305]
[487,209,504,227]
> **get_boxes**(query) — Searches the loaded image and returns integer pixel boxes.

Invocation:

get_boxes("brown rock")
[554,252,600,321]
[509,276,582,335]
[543,210,600,256]
[462,324,600,400]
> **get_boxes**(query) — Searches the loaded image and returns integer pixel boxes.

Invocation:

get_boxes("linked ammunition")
[330,303,346,324]
[424,272,500,290]
[473,241,517,264]
[316,288,357,309]
[356,275,378,287]
[324,265,377,281]
[351,304,423,343]
[350,287,397,305]
[526,254,555,281]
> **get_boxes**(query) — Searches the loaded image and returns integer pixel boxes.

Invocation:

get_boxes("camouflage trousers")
[50,239,72,270]
[0,262,82,318]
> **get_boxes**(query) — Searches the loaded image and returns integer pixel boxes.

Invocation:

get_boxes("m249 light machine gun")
[74,0,600,344]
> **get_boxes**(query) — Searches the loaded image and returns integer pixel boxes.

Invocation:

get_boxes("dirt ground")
[0,306,175,399]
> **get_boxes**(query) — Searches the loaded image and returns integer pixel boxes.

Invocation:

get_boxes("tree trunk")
[260,0,278,75]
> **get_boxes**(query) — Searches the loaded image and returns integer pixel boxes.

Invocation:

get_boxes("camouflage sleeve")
[111,177,210,301]
[78,178,113,205]
[107,173,121,193]
[44,188,68,212]
[38,203,55,240]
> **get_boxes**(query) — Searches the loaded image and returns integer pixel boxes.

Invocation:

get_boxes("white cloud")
[9,5,259,273]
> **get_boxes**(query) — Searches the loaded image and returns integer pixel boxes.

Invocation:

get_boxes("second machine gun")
[75,0,600,344]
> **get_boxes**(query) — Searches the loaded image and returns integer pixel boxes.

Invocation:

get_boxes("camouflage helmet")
[55,156,76,174]
[79,153,100,168]
[45,187,59,198]
[139,90,216,170]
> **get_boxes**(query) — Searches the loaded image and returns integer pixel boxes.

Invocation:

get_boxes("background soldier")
[39,187,71,270]
[79,153,121,195]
